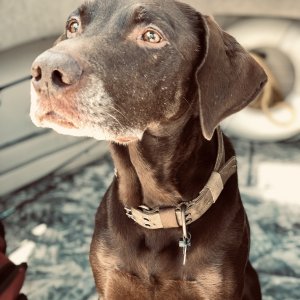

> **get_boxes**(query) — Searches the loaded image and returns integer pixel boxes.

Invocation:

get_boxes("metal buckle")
[138,205,151,212]
[178,205,192,266]
[125,206,158,227]
[124,207,134,219]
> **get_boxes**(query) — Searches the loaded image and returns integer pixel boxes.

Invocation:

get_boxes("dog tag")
[179,206,191,265]
[179,234,191,265]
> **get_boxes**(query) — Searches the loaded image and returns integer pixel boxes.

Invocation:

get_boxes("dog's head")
[30,0,267,143]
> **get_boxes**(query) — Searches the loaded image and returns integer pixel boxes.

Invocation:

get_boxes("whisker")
[109,105,132,124]
[105,111,126,130]
[103,109,137,136]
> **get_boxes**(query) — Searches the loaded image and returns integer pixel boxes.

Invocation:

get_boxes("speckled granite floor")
[1,137,300,300]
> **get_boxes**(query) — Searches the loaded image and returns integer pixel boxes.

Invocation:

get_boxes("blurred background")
[0,0,299,299]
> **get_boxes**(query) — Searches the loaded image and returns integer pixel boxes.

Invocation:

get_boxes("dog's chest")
[92,239,235,300]
[99,267,227,300]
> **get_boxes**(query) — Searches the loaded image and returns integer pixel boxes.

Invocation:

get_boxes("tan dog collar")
[125,127,237,230]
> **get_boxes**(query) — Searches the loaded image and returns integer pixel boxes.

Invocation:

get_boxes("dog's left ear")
[196,16,267,140]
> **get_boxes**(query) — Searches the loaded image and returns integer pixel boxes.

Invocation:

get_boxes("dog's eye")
[142,30,162,43]
[66,18,80,37]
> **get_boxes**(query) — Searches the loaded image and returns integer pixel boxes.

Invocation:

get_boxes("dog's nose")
[31,51,83,93]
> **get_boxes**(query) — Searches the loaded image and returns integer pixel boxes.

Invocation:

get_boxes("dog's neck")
[110,113,219,209]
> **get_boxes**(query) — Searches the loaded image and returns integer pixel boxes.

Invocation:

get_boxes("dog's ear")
[196,16,267,140]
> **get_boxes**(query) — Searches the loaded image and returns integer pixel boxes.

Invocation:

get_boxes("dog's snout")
[31,51,83,92]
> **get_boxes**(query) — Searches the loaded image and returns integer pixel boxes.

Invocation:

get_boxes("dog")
[30,0,267,299]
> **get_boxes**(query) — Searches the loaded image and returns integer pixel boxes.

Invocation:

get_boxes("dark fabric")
[0,223,6,254]
[0,223,5,239]
[0,222,27,300]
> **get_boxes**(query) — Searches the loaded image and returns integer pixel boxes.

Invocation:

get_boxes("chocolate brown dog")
[30,0,267,299]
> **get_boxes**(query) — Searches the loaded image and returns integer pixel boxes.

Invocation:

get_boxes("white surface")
[0,38,55,146]
[0,131,86,174]
[257,162,300,204]
[1,0,300,52]
[32,224,48,237]
[185,0,300,19]
[9,240,36,264]
[0,0,82,51]
[0,139,105,196]
[222,19,300,141]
